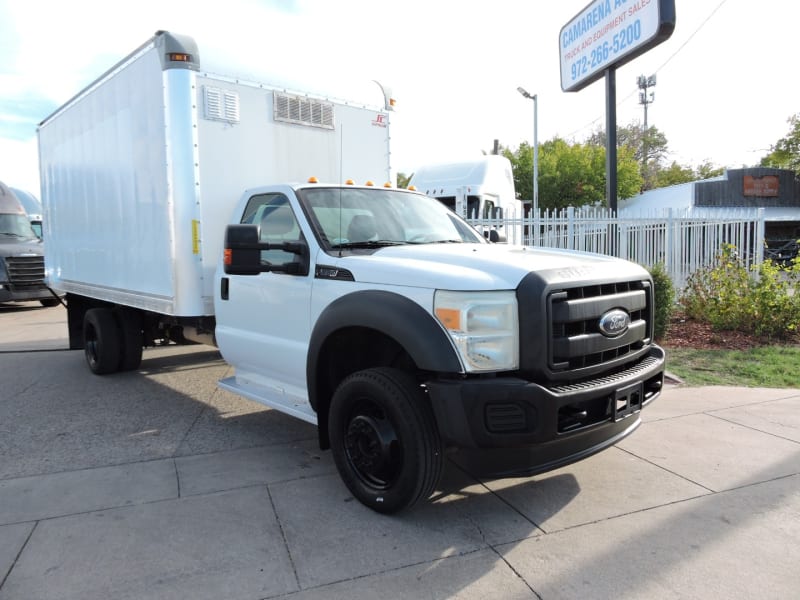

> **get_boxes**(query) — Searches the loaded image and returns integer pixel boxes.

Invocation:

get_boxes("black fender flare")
[306,290,462,412]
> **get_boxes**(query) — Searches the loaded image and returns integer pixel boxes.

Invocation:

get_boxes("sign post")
[559,0,675,210]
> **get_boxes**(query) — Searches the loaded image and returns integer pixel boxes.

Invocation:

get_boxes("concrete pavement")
[1,302,798,599]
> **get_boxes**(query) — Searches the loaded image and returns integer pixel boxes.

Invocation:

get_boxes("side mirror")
[488,230,506,244]
[223,224,310,276]
[224,225,262,275]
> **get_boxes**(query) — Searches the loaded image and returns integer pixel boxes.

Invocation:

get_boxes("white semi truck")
[409,155,518,220]
[40,31,665,513]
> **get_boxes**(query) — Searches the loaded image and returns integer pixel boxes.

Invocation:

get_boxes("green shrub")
[649,263,675,340]
[680,243,800,339]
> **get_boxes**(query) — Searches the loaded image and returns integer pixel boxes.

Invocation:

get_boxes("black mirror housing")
[223,224,310,276]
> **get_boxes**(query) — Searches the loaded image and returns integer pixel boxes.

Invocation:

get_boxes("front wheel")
[328,367,442,513]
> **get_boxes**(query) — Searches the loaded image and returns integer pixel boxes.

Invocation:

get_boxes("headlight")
[434,290,519,372]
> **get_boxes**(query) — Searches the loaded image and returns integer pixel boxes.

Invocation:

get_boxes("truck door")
[215,192,312,407]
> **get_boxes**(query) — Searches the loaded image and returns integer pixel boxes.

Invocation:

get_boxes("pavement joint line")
[539,472,800,538]
[0,455,180,484]
[261,547,494,600]
[172,401,210,459]
[266,486,301,593]
[486,544,543,600]
[641,394,799,423]
[445,459,547,536]
[0,519,37,592]
[0,473,338,528]
[616,445,716,494]
[705,411,800,446]
[172,457,182,499]
[0,437,318,483]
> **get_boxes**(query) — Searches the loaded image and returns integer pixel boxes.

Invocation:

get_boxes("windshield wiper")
[331,240,406,249]
[406,239,463,245]
[0,232,28,238]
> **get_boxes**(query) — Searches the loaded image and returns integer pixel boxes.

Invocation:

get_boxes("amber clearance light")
[167,52,192,63]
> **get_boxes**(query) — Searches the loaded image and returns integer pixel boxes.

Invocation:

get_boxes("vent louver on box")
[203,86,240,123]
[273,92,334,130]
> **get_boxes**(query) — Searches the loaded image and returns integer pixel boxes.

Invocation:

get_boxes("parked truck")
[40,31,665,513]
[0,181,58,306]
[409,155,518,219]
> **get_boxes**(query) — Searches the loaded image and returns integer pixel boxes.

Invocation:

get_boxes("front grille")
[548,280,652,374]
[4,255,46,290]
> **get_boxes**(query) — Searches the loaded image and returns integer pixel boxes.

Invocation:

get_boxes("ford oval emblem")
[598,309,630,337]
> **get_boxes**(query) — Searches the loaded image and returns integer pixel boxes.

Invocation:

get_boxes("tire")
[114,308,143,371]
[40,297,61,307]
[328,367,443,513]
[83,308,121,375]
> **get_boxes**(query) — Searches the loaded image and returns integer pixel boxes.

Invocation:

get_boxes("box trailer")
[39,31,392,343]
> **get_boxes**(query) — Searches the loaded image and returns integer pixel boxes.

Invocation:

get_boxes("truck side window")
[467,196,480,219]
[241,193,304,269]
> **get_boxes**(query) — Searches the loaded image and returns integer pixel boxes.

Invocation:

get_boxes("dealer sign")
[560,0,676,92]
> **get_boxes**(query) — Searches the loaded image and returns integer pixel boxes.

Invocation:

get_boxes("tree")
[760,114,800,175]
[695,160,724,180]
[654,161,695,188]
[588,121,669,190]
[503,137,642,210]
[588,122,669,166]
[396,172,412,189]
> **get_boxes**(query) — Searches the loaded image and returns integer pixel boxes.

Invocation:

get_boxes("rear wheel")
[329,367,442,513]
[83,308,121,375]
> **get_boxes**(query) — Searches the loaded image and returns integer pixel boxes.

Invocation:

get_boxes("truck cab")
[217,182,665,513]
[409,156,518,220]
[0,182,57,306]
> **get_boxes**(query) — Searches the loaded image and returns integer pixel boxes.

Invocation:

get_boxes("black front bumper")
[426,345,665,478]
[0,284,54,303]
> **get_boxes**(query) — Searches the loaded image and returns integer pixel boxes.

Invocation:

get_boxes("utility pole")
[637,74,656,172]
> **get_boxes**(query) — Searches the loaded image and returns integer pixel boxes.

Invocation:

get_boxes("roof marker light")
[365,180,374,187]
[168,52,192,63]
[308,176,319,183]
[383,182,392,188]
[345,179,355,185]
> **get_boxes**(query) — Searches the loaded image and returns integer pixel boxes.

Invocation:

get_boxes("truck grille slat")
[4,256,46,290]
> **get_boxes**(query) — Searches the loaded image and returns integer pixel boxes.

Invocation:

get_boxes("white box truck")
[40,31,665,513]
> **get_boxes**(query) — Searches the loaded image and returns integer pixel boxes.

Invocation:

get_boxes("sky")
[1,0,798,197]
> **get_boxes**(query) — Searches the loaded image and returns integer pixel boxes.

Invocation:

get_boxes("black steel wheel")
[114,307,143,371]
[83,308,121,375]
[329,367,442,513]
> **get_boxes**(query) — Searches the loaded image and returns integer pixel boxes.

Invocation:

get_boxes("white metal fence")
[468,207,766,291]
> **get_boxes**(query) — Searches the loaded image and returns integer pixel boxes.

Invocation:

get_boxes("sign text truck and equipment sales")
[560,0,676,92]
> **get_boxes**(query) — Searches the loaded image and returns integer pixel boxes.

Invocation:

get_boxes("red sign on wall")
[743,175,779,197]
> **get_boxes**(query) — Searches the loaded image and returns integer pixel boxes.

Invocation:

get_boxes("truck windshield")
[0,214,38,239]
[297,187,486,250]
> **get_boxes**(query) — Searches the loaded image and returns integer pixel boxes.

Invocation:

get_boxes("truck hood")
[0,237,43,257]
[334,243,648,291]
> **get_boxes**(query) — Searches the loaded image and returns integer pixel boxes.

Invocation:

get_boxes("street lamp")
[517,87,538,244]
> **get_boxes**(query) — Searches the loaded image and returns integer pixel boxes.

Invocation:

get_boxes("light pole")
[517,86,538,244]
